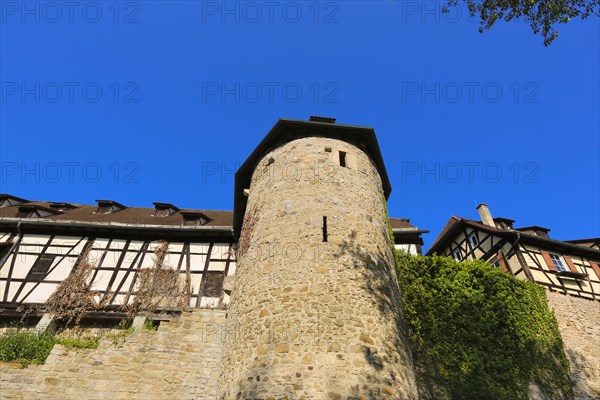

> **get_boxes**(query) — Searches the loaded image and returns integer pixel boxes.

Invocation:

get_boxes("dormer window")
[517,226,550,239]
[181,211,211,227]
[49,202,77,212]
[16,205,60,219]
[155,209,170,217]
[493,217,515,230]
[95,200,126,214]
[16,208,34,218]
[153,202,180,217]
[534,229,550,238]
[96,205,110,214]
[0,194,28,208]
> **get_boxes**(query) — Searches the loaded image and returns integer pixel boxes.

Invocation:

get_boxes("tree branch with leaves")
[445,0,599,45]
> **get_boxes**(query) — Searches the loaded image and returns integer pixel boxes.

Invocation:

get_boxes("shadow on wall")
[567,348,600,400]
[337,233,418,400]
[231,231,419,399]
[244,344,280,400]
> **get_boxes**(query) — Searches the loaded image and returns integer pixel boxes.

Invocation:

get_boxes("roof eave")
[427,218,600,259]
[233,118,392,238]
[0,218,235,241]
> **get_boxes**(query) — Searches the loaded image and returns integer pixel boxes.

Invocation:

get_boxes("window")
[0,194,27,208]
[322,216,328,242]
[27,255,56,282]
[49,203,76,211]
[468,233,479,248]
[201,272,224,297]
[94,200,126,214]
[181,212,211,227]
[16,210,33,218]
[451,248,462,261]
[96,205,111,214]
[0,243,12,266]
[183,216,210,226]
[183,218,197,226]
[490,257,501,268]
[339,151,347,167]
[549,253,568,272]
[152,203,179,217]
[155,209,168,217]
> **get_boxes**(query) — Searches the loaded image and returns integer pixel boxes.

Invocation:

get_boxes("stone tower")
[219,117,418,399]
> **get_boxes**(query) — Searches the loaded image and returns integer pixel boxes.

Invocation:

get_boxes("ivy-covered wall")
[394,251,574,400]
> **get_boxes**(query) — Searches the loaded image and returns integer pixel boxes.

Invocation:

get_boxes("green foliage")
[142,319,159,331]
[395,251,574,400]
[54,337,99,349]
[0,331,55,366]
[0,319,135,365]
[445,0,599,45]
[384,198,396,248]
[109,322,135,347]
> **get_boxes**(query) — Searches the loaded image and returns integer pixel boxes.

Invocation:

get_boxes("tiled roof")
[427,216,600,259]
[0,199,233,227]
[0,196,421,232]
[389,218,423,231]
[565,238,600,248]
[427,216,461,250]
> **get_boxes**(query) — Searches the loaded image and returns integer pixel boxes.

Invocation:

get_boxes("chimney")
[477,204,495,227]
[309,116,336,124]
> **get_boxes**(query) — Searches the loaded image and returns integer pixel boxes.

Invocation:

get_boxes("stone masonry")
[219,137,419,399]
[546,291,600,400]
[0,310,226,400]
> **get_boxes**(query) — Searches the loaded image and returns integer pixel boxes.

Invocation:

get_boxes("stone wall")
[0,309,226,400]
[546,291,600,400]
[219,137,418,399]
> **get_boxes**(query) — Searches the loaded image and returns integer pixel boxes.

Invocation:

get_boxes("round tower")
[219,117,418,399]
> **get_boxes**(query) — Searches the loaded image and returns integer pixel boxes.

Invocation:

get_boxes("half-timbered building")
[427,204,600,301]
[0,193,426,324]
[0,195,237,324]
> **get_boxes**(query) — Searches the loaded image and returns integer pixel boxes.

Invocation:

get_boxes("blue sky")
[1,1,598,250]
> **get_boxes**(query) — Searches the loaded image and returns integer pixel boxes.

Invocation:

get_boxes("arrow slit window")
[339,151,347,167]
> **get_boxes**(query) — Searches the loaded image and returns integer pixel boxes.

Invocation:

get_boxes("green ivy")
[54,337,99,349]
[0,321,135,365]
[383,198,396,248]
[142,319,160,331]
[0,331,55,366]
[394,251,574,400]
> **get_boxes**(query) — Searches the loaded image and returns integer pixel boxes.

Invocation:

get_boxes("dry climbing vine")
[238,204,260,258]
[46,244,97,325]
[46,240,192,325]
[178,267,192,310]
[126,241,190,317]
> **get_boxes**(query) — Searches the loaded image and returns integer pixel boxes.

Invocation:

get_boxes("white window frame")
[451,248,462,261]
[468,232,479,248]
[549,253,568,272]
